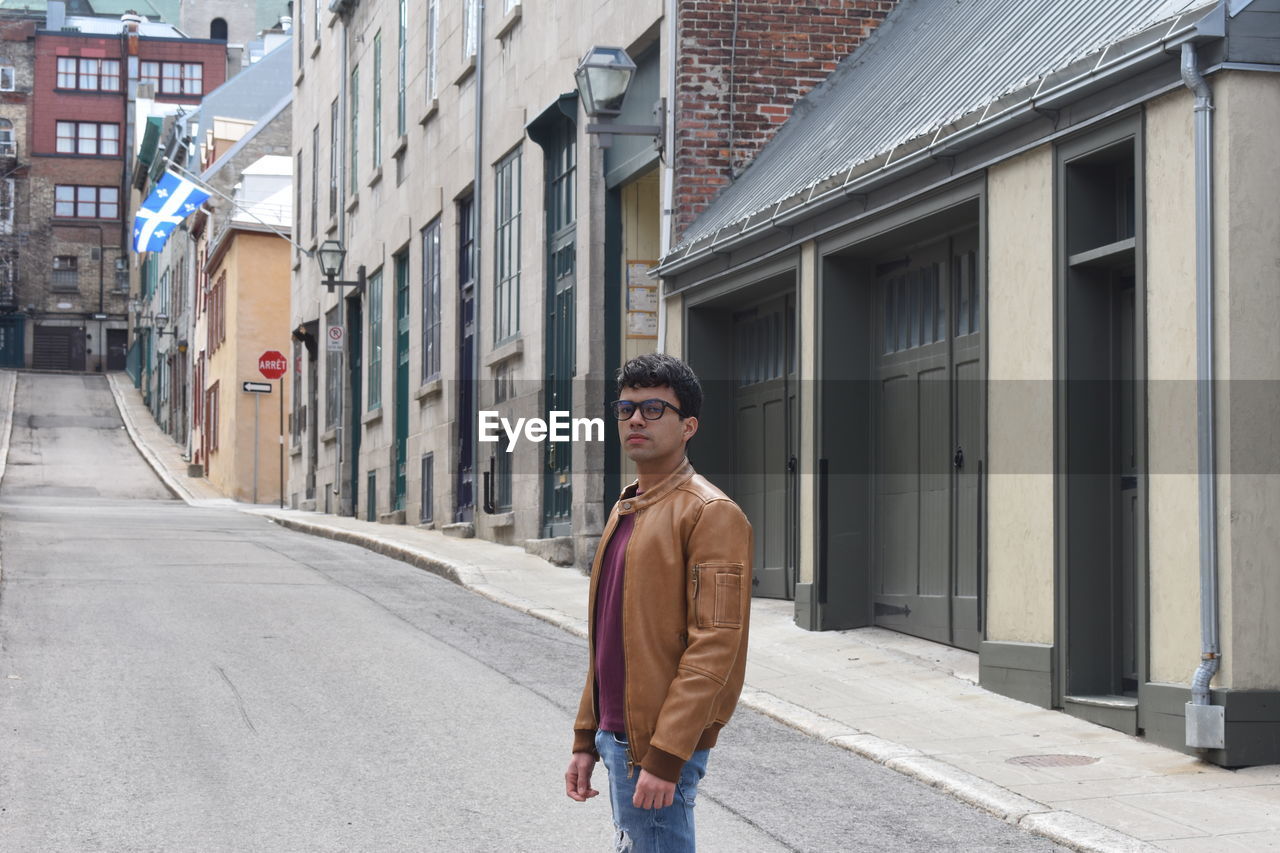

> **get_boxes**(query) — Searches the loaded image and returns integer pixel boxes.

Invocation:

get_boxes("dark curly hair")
[615,353,703,420]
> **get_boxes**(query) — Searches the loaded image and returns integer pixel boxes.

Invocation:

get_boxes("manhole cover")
[1006,754,1099,767]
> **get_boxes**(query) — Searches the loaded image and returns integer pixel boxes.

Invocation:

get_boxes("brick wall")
[674,0,897,240]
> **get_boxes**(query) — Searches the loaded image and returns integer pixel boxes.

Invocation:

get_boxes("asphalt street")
[0,373,1067,852]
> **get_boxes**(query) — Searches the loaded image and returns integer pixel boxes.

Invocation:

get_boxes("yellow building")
[203,156,294,504]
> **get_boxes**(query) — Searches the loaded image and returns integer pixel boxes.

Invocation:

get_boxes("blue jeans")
[594,730,710,853]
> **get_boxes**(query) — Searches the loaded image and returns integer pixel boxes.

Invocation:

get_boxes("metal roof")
[677,0,1218,249]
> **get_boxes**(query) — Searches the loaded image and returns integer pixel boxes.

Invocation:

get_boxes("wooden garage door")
[873,231,982,651]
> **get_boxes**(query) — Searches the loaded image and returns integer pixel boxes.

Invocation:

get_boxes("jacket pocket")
[694,562,745,629]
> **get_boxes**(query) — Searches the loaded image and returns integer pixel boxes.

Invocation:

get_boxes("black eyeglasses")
[608,399,685,421]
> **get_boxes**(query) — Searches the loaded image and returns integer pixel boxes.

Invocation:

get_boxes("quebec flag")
[132,170,211,253]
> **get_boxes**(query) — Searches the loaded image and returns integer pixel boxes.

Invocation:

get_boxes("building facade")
[288,0,889,567]
[657,0,1280,766]
[9,6,226,373]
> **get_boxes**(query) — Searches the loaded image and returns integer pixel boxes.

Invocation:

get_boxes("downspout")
[336,16,350,515]
[472,0,484,506]
[657,0,676,351]
[1180,42,1222,743]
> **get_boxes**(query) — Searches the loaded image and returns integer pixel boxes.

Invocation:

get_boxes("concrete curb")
[105,375,1151,853]
[0,369,14,586]
[0,369,17,487]
[737,682,1153,852]
[104,373,191,505]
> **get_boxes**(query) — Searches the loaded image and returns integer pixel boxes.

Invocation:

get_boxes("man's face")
[617,384,698,471]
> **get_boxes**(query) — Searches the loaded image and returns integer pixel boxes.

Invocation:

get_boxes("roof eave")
[658,4,1222,279]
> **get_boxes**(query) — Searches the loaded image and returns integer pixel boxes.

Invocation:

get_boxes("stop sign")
[258,350,288,380]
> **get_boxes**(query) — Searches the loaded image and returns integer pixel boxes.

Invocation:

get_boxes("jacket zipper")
[621,507,639,778]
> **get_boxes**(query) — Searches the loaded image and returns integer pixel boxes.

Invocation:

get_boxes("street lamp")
[318,239,365,292]
[575,45,664,151]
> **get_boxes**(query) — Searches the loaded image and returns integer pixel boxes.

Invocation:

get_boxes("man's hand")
[633,769,676,810]
[565,752,599,802]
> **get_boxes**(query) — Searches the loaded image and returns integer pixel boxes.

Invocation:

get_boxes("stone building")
[288,0,889,567]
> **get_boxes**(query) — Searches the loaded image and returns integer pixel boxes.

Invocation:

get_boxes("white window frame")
[0,66,14,91]
[463,0,478,61]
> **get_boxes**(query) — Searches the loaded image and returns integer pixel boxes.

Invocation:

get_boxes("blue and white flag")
[132,170,211,253]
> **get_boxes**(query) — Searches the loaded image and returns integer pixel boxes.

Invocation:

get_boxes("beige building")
[203,156,294,503]
[287,0,879,564]
[656,0,1280,766]
[289,0,673,558]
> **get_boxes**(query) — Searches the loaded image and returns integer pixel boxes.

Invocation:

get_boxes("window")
[54,185,119,219]
[57,57,120,91]
[56,121,119,156]
[0,66,14,91]
[422,218,441,380]
[211,18,228,40]
[311,125,319,238]
[420,453,434,522]
[459,195,475,292]
[325,306,341,427]
[291,340,302,445]
[140,61,202,95]
[52,255,78,291]
[295,149,303,259]
[372,32,382,168]
[494,149,521,342]
[426,0,438,101]
[208,271,226,352]
[206,382,219,451]
[367,268,382,409]
[0,177,14,234]
[349,65,359,194]
[464,0,478,60]
[314,0,321,42]
[0,119,13,158]
[329,99,339,217]
[397,0,407,136]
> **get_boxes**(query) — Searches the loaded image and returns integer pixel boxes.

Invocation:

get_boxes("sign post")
[258,350,288,507]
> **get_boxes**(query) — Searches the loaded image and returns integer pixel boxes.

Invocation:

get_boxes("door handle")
[953,445,964,471]
[786,455,797,473]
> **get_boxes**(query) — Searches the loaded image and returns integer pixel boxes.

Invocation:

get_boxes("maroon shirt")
[594,508,636,734]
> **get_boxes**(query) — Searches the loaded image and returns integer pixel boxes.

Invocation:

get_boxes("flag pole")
[161,157,312,257]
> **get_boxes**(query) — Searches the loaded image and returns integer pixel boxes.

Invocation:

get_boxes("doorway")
[870,231,983,650]
[732,294,798,599]
[1057,129,1145,727]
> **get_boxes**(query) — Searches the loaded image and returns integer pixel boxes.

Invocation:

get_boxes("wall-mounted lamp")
[318,239,366,293]
[154,312,178,338]
[575,46,664,153]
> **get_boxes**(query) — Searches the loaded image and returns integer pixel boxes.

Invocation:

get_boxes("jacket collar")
[616,458,694,514]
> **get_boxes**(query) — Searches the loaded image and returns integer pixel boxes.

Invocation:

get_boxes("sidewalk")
[104,372,1280,853]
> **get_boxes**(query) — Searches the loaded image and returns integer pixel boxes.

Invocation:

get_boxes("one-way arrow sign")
[242,381,273,394]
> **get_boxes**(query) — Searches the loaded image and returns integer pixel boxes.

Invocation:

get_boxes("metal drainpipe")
[657,0,676,352]
[472,0,484,514]
[335,17,350,516]
[1180,42,1221,730]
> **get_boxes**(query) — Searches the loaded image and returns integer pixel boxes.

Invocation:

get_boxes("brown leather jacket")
[573,459,753,783]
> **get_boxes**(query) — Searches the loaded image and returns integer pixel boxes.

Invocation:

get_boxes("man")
[564,353,753,853]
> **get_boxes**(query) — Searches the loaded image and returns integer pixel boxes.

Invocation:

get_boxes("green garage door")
[873,231,982,651]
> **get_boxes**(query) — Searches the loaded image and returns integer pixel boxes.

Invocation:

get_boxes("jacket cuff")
[640,745,684,783]
[573,729,598,757]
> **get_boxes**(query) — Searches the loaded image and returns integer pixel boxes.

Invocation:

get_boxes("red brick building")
[20,10,224,370]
